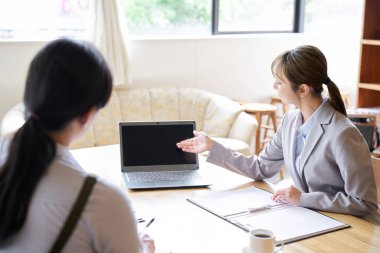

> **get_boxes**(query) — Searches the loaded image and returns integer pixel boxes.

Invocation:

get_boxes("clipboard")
[187,186,349,244]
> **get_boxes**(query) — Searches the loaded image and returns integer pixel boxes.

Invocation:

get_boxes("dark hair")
[271,45,347,117]
[0,38,112,242]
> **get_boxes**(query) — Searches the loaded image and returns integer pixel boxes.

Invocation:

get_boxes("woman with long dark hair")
[0,39,155,252]
[177,45,379,223]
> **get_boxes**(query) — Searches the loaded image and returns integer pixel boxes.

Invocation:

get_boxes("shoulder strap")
[49,175,97,253]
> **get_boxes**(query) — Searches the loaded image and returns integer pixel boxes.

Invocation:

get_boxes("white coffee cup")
[248,229,284,253]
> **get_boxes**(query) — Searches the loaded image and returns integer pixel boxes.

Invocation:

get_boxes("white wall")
[0,41,48,120]
[0,33,361,124]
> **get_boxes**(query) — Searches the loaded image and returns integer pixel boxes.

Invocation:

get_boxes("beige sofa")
[1,86,258,155]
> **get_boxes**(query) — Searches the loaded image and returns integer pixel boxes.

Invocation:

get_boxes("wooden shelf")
[359,45,380,84]
[358,83,380,91]
[362,0,380,40]
[357,88,380,108]
[357,0,380,108]
[361,39,380,46]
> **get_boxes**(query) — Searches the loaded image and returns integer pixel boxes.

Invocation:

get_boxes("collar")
[56,143,84,173]
[293,98,327,138]
[314,98,336,125]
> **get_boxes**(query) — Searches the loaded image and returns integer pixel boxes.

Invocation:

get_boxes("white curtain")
[87,0,129,86]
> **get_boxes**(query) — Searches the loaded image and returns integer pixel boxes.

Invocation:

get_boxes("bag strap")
[49,175,97,253]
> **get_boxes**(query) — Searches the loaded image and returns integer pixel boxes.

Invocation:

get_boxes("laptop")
[119,121,212,189]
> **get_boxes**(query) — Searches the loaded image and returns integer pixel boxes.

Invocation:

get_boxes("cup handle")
[274,240,284,252]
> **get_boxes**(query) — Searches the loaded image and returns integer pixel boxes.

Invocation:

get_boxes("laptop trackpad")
[154,180,186,188]
[154,180,210,188]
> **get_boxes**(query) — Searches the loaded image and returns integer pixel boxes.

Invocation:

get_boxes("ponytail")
[325,79,347,117]
[0,118,56,242]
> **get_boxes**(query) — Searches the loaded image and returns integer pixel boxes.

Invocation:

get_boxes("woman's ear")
[78,106,98,127]
[298,84,311,98]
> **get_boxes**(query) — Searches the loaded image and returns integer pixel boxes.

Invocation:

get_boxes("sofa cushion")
[150,87,180,120]
[228,112,258,145]
[203,94,242,137]
[117,87,152,121]
[178,88,211,131]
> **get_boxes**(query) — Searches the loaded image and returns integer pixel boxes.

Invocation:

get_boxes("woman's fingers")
[176,140,197,153]
[271,186,300,205]
[177,139,194,147]
[272,191,284,202]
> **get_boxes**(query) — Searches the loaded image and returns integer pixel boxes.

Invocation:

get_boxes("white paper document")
[188,186,349,243]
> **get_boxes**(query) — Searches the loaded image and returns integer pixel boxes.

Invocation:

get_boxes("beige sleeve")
[89,181,144,253]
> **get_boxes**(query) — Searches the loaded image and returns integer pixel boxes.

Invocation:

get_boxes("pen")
[248,204,272,212]
[224,206,270,218]
[224,203,292,218]
[140,218,155,234]
[249,203,292,213]
[145,218,155,229]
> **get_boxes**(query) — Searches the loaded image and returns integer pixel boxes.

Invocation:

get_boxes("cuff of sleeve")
[206,141,225,164]
[299,192,309,207]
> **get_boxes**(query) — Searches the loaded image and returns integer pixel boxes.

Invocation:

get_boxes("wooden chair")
[371,156,380,203]
[269,95,287,121]
[242,103,277,155]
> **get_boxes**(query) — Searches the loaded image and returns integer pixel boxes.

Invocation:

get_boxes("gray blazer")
[208,100,379,218]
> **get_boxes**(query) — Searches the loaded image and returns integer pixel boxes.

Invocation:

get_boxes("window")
[213,0,302,34]
[123,0,302,36]
[0,0,89,40]
[121,0,211,36]
[303,0,364,36]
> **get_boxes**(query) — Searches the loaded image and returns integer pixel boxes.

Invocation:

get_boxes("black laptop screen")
[120,123,196,166]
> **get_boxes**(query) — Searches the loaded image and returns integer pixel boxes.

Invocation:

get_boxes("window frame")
[211,0,305,35]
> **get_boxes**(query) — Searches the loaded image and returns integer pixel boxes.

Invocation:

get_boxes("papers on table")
[188,186,349,244]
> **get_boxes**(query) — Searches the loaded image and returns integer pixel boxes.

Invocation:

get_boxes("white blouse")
[0,136,144,253]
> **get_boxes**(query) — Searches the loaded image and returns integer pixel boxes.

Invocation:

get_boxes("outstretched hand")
[176,131,214,154]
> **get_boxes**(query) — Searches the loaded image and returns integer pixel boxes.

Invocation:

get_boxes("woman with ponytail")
[177,45,379,223]
[0,39,155,252]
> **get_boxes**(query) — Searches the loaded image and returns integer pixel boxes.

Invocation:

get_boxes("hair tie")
[324,77,331,85]
[26,112,40,126]
[32,113,39,120]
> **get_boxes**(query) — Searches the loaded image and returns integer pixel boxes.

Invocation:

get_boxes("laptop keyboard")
[127,171,202,182]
